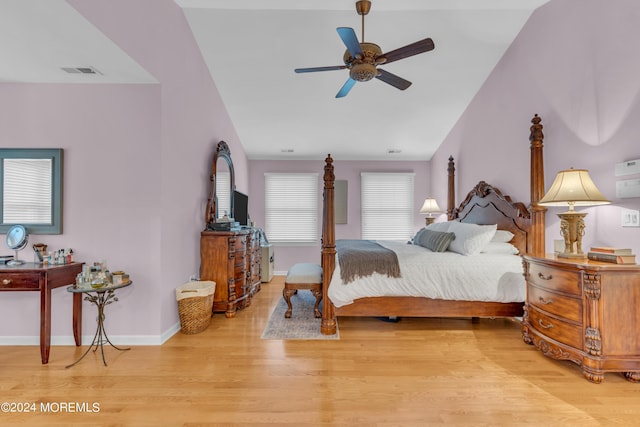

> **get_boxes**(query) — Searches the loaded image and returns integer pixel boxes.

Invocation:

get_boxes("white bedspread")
[328,240,526,308]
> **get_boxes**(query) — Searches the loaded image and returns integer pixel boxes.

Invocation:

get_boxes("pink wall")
[0,0,246,345]
[431,0,640,254]
[248,159,431,272]
[3,0,640,347]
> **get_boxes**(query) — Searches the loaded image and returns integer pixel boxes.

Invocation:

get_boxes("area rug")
[261,291,339,340]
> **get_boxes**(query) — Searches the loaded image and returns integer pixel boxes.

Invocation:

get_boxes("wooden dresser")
[200,228,261,318]
[522,254,640,383]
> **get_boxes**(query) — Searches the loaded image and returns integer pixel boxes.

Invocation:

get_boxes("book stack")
[587,247,636,264]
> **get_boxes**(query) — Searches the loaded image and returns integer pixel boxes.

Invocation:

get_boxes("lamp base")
[556,211,588,258]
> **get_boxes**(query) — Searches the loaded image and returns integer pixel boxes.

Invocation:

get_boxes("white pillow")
[447,222,497,256]
[482,242,520,255]
[425,221,453,232]
[491,230,515,243]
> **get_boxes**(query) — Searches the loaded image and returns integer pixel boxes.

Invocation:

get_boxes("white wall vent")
[616,178,640,198]
[60,66,102,75]
[615,158,640,176]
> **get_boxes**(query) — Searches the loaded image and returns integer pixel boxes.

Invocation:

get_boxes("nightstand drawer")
[528,263,581,295]
[0,273,41,290]
[527,284,582,323]
[528,305,582,348]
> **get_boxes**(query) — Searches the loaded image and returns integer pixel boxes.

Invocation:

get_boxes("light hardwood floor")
[1,276,638,426]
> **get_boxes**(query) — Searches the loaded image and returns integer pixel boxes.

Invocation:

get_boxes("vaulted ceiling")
[1,0,550,160]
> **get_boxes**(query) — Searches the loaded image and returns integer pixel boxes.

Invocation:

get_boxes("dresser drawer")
[0,273,41,290]
[527,262,581,295]
[527,283,582,323]
[528,306,582,348]
[229,235,246,252]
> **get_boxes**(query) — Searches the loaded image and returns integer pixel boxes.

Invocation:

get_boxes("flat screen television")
[233,190,249,226]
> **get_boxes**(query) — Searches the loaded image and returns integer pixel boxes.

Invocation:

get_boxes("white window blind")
[361,172,415,240]
[265,173,318,244]
[3,158,52,224]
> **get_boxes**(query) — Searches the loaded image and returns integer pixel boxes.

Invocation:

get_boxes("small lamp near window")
[419,198,442,225]
[539,168,610,258]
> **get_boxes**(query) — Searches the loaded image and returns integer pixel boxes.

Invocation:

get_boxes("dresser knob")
[538,272,553,280]
[538,319,554,329]
[2,279,11,285]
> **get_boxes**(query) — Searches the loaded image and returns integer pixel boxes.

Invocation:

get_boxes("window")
[0,148,63,234]
[361,172,415,240]
[265,173,318,244]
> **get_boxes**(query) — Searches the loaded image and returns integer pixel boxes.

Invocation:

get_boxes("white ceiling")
[0,0,550,160]
[0,0,156,84]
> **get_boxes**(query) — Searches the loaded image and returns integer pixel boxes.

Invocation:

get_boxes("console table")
[0,262,84,364]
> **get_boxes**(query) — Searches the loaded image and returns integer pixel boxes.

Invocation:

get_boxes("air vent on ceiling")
[387,149,402,154]
[280,149,294,153]
[61,66,102,75]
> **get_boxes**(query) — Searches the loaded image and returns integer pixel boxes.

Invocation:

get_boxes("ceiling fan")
[294,0,435,98]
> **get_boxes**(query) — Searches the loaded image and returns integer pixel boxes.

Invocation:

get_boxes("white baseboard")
[0,322,182,347]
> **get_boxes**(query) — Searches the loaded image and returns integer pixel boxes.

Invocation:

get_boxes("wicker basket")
[176,281,216,334]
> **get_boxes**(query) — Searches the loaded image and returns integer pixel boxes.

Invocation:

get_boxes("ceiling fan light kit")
[294,0,434,98]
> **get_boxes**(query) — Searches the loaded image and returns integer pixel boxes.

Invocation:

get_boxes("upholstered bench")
[283,263,322,319]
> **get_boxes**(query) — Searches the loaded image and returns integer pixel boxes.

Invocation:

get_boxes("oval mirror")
[205,141,235,227]
[5,224,28,265]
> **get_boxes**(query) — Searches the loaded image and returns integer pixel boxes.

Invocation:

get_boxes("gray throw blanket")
[336,240,401,284]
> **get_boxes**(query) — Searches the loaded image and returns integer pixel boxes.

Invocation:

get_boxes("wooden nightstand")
[522,254,640,383]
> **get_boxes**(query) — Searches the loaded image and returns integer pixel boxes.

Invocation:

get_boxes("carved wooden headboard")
[453,181,532,255]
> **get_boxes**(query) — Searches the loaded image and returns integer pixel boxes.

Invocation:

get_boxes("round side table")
[65,281,132,368]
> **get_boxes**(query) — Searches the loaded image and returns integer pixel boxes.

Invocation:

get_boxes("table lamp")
[420,198,442,225]
[539,168,610,258]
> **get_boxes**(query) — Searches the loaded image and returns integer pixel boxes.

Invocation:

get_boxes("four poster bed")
[320,114,547,335]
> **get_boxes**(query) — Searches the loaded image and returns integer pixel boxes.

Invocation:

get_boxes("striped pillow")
[415,229,456,252]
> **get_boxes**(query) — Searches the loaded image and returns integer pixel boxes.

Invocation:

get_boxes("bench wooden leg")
[311,288,322,318]
[283,287,297,318]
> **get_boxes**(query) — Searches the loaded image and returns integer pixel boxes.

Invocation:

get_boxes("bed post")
[447,156,456,220]
[321,154,337,335]
[529,114,546,256]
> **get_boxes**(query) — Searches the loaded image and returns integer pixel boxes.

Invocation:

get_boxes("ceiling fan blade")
[375,69,412,90]
[337,27,363,58]
[336,77,356,98]
[295,65,347,73]
[379,38,435,65]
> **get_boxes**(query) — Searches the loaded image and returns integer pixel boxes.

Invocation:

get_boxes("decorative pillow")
[410,228,427,244]
[447,222,497,256]
[481,242,520,255]
[415,230,456,252]
[491,230,515,243]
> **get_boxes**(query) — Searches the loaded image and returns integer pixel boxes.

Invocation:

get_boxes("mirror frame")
[205,141,235,227]
[0,148,63,235]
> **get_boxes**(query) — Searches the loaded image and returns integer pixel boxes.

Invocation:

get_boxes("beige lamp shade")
[419,198,442,214]
[539,168,610,208]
